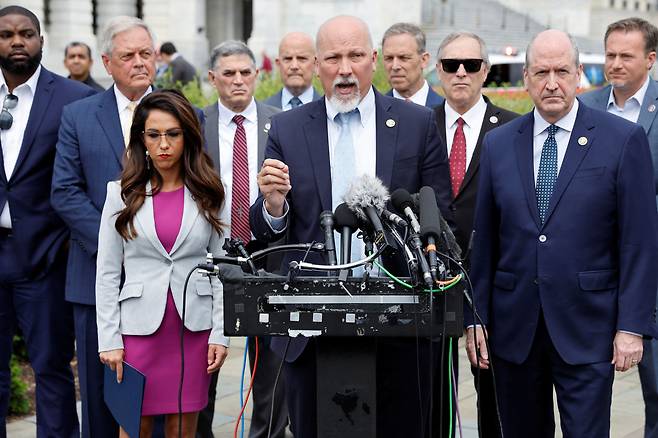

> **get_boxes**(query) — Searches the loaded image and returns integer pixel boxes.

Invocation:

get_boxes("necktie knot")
[232,114,245,127]
[127,101,137,112]
[336,109,359,126]
[456,117,465,128]
[547,124,558,136]
[289,96,302,108]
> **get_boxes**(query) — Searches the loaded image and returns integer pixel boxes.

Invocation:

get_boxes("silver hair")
[382,22,426,54]
[209,40,256,70]
[436,32,490,67]
[525,31,580,68]
[99,16,155,56]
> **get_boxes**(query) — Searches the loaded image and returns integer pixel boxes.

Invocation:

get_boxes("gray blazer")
[579,80,658,202]
[203,100,280,173]
[96,181,229,352]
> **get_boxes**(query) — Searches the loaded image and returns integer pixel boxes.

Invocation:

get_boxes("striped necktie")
[231,114,251,244]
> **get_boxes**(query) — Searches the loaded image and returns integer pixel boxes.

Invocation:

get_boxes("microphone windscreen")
[343,174,389,220]
[390,188,414,215]
[419,186,442,239]
[333,203,359,231]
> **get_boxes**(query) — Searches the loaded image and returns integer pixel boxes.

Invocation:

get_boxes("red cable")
[234,336,259,438]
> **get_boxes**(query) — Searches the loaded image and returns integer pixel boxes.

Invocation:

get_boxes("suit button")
[533,278,539,285]
[538,234,547,243]
[450,205,457,212]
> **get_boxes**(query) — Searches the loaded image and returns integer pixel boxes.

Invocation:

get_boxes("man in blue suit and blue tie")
[382,22,444,108]
[251,15,452,438]
[579,18,658,437]
[467,29,658,437]
[51,16,160,438]
[0,5,95,437]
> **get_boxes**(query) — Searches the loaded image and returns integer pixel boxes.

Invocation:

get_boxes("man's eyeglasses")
[142,129,183,144]
[440,59,484,74]
[0,94,18,130]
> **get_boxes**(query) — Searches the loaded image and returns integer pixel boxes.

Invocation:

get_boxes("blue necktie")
[536,124,559,223]
[289,96,302,108]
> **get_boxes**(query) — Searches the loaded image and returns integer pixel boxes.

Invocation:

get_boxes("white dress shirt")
[113,84,152,144]
[606,75,650,123]
[217,98,259,239]
[281,86,315,111]
[445,96,487,169]
[392,80,430,106]
[0,65,41,228]
[532,100,579,184]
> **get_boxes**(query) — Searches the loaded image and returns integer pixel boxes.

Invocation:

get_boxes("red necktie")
[231,115,251,244]
[449,117,466,197]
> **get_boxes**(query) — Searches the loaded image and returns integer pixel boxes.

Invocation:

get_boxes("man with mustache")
[468,29,658,437]
[51,16,159,438]
[251,14,452,438]
[0,5,95,437]
[264,32,321,110]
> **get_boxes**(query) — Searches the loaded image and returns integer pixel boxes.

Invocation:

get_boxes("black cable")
[414,313,424,435]
[178,267,196,438]
[267,338,291,438]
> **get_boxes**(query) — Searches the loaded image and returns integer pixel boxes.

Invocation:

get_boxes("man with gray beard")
[250,15,452,438]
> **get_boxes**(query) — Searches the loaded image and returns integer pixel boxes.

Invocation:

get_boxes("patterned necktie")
[289,96,302,108]
[124,101,137,147]
[449,117,466,197]
[231,114,251,243]
[536,124,559,224]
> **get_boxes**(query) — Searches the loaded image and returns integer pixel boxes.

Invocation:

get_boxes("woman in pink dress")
[96,90,228,437]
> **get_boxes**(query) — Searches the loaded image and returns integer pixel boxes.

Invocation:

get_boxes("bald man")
[251,15,451,437]
[467,29,658,437]
[264,32,321,110]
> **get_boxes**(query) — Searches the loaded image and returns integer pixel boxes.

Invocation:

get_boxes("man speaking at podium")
[250,14,452,438]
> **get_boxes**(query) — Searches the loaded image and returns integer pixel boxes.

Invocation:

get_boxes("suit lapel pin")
[578,136,588,146]
[649,104,656,113]
[264,122,271,134]
[489,115,499,124]
[386,119,396,128]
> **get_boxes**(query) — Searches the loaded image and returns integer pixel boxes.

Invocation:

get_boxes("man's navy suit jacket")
[249,89,452,361]
[51,87,205,305]
[468,101,658,366]
[0,67,95,280]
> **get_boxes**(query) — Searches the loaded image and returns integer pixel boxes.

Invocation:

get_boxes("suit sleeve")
[51,104,102,256]
[208,228,230,347]
[615,125,658,336]
[420,110,453,221]
[249,117,289,242]
[95,182,125,352]
[465,137,498,327]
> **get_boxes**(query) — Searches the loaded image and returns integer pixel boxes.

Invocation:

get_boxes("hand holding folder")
[104,362,146,438]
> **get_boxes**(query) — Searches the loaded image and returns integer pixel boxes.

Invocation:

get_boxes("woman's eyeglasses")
[142,129,183,144]
[0,94,18,130]
[440,59,484,73]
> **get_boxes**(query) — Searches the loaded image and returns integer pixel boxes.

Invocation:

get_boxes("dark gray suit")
[198,101,288,438]
[263,87,322,109]
[580,81,658,438]
[169,55,198,85]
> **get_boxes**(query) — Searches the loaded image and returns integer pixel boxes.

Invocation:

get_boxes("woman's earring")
[145,150,151,170]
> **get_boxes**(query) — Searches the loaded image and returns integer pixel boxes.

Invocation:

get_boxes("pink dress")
[123,186,212,415]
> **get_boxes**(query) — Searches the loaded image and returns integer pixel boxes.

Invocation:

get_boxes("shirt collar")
[533,99,579,136]
[282,85,315,106]
[607,75,651,110]
[217,97,257,126]
[445,95,486,128]
[325,86,375,127]
[0,64,41,96]
[113,84,152,110]
[392,80,429,106]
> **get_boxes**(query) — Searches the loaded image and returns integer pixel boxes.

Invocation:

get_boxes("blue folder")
[103,362,145,437]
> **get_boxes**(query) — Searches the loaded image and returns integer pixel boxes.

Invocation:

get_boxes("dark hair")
[160,42,177,55]
[605,17,658,55]
[115,89,225,240]
[64,41,92,58]
[0,5,40,34]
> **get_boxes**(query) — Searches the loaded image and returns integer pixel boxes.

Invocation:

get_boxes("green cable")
[372,259,463,292]
[448,336,454,438]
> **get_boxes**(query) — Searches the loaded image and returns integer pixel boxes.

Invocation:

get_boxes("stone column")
[46,0,96,76]
[96,0,137,35]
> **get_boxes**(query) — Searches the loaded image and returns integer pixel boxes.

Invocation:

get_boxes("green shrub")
[9,355,30,416]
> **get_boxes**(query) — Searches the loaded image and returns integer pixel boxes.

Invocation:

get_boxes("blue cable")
[239,337,249,438]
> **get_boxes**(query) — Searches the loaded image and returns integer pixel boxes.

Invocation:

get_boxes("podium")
[220,264,463,437]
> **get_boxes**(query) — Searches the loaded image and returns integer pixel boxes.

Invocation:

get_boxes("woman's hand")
[207,344,228,373]
[99,349,125,382]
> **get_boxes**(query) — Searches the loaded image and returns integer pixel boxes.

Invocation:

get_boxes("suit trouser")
[470,367,501,438]
[72,303,119,438]
[639,337,658,438]
[492,315,614,438]
[0,251,78,438]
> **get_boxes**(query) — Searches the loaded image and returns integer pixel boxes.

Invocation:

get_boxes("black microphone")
[419,186,442,281]
[409,191,463,260]
[319,210,338,265]
[233,239,258,275]
[334,203,358,264]
[381,209,408,228]
[391,188,433,287]
[391,188,421,234]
